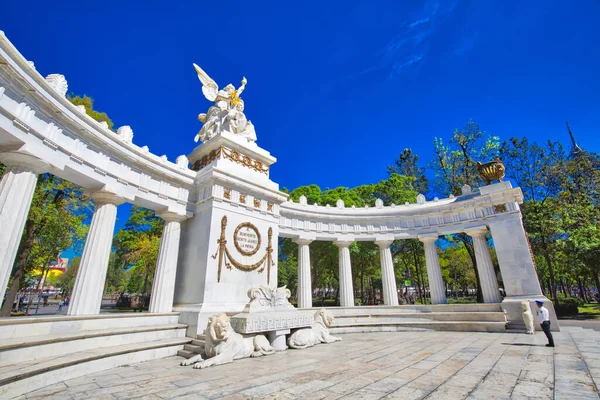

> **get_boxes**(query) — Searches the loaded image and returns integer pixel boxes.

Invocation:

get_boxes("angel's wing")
[193,63,218,102]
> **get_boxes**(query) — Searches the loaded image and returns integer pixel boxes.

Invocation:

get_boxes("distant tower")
[566,122,584,158]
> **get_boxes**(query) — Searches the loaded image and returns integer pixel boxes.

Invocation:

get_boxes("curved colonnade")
[0,31,549,329]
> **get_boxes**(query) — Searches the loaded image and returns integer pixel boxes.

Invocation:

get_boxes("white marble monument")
[173,64,287,336]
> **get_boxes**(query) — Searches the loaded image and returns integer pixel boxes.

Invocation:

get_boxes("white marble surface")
[419,235,447,304]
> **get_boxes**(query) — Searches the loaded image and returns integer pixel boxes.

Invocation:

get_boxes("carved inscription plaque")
[233,222,261,256]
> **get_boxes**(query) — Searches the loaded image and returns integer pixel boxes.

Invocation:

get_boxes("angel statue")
[193,63,257,143]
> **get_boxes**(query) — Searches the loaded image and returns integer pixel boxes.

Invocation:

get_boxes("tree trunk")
[577,278,587,302]
[457,233,483,302]
[592,269,600,297]
[541,241,558,304]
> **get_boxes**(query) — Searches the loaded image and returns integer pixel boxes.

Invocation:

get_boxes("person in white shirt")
[535,300,554,347]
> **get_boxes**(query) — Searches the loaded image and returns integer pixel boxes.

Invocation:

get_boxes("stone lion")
[287,309,342,349]
[521,301,535,334]
[180,313,275,369]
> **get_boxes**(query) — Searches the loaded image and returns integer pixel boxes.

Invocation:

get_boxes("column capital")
[334,240,354,248]
[293,237,314,246]
[418,234,439,244]
[464,226,488,238]
[87,187,126,206]
[375,240,393,248]
[157,211,189,222]
[0,152,50,174]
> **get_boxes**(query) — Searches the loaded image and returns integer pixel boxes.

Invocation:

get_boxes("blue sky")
[2,1,600,258]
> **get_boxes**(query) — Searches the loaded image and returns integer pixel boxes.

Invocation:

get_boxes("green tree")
[67,95,114,130]
[388,148,429,194]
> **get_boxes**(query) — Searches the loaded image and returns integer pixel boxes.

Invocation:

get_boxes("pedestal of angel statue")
[174,63,287,337]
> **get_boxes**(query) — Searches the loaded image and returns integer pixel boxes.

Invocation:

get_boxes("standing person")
[535,300,554,347]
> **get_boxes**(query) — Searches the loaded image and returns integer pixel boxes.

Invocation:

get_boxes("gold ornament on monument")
[476,156,506,185]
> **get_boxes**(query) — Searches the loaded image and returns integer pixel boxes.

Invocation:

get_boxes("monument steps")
[317,304,507,333]
[0,314,194,399]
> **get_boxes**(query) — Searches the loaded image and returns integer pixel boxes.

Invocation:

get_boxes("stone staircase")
[178,335,206,359]
[0,313,193,399]
[322,304,507,333]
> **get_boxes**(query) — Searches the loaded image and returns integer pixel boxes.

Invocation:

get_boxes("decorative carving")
[245,286,295,312]
[160,155,168,162]
[192,146,269,174]
[461,184,472,195]
[211,216,274,284]
[494,204,507,213]
[116,126,134,143]
[253,198,261,208]
[476,156,506,185]
[180,314,275,369]
[336,199,345,209]
[99,121,109,129]
[223,189,231,200]
[287,309,342,349]
[176,155,189,169]
[299,195,307,205]
[141,145,150,153]
[222,147,269,175]
[45,74,68,97]
[76,105,86,113]
[416,193,426,205]
[375,198,384,209]
[239,193,246,203]
[234,222,262,256]
[267,203,273,212]
[192,64,256,143]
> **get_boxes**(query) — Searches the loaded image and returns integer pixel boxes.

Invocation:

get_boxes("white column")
[335,240,354,307]
[68,189,124,315]
[419,235,447,304]
[465,227,502,303]
[149,212,187,313]
[375,239,398,306]
[0,152,49,299]
[293,238,313,309]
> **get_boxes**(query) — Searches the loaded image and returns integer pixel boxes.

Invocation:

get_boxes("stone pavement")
[17,327,600,400]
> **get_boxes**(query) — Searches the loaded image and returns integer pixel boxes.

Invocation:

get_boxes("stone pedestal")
[488,212,559,331]
[335,241,354,307]
[229,286,313,351]
[465,227,502,303]
[294,238,313,309]
[268,329,290,351]
[174,132,287,336]
[149,213,187,313]
[68,189,124,315]
[0,153,48,301]
[376,240,398,306]
[419,235,447,304]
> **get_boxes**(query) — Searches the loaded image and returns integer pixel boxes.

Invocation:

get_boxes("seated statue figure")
[287,309,342,349]
[180,313,275,369]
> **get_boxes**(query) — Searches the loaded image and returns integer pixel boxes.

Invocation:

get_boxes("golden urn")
[476,157,506,185]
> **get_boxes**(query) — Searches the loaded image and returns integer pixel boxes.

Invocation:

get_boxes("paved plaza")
[18,327,600,400]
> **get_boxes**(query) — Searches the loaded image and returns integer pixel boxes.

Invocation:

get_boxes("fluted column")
[335,240,354,307]
[465,227,502,303]
[149,212,187,313]
[375,239,398,306]
[419,235,447,304]
[0,153,49,299]
[293,238,313,309]
[68,189,124,315]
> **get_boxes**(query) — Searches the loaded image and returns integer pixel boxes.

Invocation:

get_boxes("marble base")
[267,329,290,351]
[502,295,560,332]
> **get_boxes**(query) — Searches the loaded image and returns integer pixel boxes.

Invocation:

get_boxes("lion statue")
[287,309,342,349]
[521,301,535,334]
[180,313,275,369]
